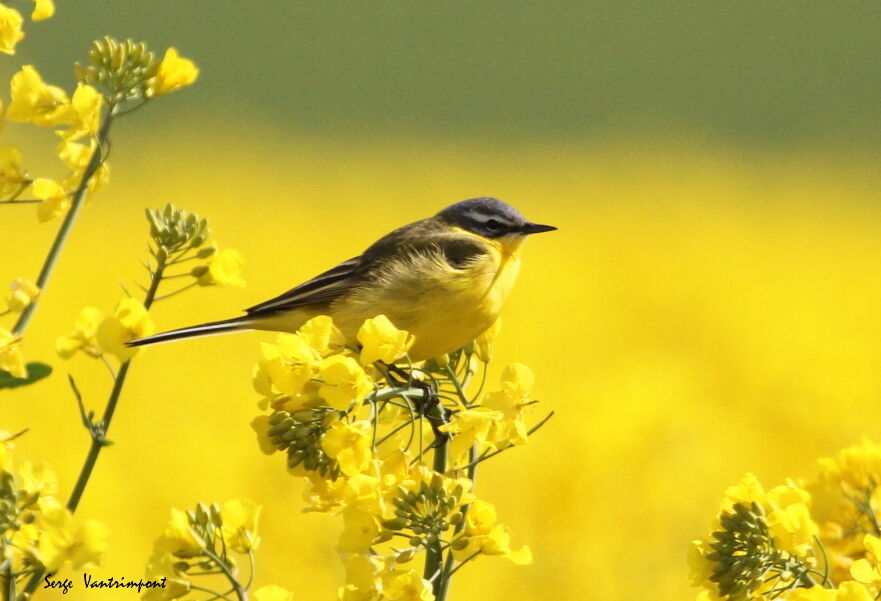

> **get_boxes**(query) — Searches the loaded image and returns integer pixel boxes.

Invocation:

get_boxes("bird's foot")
[382,363,449,444]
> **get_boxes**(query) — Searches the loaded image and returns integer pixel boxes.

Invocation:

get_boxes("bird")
[127,197,556,361]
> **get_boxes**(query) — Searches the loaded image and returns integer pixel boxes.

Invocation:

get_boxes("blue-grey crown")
[437,197,556,238]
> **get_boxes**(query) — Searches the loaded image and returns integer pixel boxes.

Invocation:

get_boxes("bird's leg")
[382,363,449,444]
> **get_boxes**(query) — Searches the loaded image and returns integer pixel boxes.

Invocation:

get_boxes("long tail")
[126,316,253,348]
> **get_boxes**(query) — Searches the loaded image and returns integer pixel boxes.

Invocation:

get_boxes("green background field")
[3,3,881,600]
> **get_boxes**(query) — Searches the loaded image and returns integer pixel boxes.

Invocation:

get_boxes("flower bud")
[397,548,417,563]
[451,538,470,551]
[383,518,407,531]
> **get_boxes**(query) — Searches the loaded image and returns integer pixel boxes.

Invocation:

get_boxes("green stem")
[12,107,116,336]
[2,554,15,601]
[435,446,478,601]
[189,584,236,601]
[67,259,164,513]
[443,365,469,408]
[424,401,449,596]
[21,259,165,598]
[203,548,249,601]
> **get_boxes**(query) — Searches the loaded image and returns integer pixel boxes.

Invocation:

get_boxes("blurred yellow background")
[3,2,881,600]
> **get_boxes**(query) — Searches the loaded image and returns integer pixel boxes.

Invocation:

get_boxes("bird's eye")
[484,218,502,231]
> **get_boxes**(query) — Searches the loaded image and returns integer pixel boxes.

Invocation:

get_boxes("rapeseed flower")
[382,569,434,601]
[56,138,111,200]
[142,500,262,601]
[7,65,72,126]
[482,363,534,446]
[30,0,54,21]
[300,314,347,354]
[337,506,380,554]
[62,82,103,140]
[0,326,25,377]
[249,314,540,598]
[322,419,373,476]
[457,499,532,565]
[33,177,69,222]
[339,555,383,601]
[17,460,58,498]
[154,508,204,557]
[357,314,414,365]
[0,4,23,54]
[37,504,108,571]
[142,550,190,601]
[56,306,103,358]
[5,277,39,312]
[254,333,320,397]
[850,535,881,592]
[254,585,294,601]
[318,355,373,410]
[195,246,245,287]
[439,408,501,466]
[95,297,155,362]
[148,48,198,97]
[0,146,28,197]
[220,498,261,552]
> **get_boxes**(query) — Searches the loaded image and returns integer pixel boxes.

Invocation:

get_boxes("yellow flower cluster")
[691,439,881,601]
[0,434,107,588]
[3,276,39,312]
[57,298,155,363]
[0,0,54,55]
[0,40,198,223]
[251,315,368,414]
[251,315,537,600]
[440,363,536,466]
[0,277,35,375]
[193,245,246,287]
[0,326,24,377]
[141,499,290,601]
[3,64,107,221]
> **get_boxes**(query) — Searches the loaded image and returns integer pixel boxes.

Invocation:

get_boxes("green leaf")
[0,363,53,389]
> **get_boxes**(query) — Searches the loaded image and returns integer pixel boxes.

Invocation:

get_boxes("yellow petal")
[851,558,877,584]
[865,533,881,560]
[357,314,414,365]
[220,499,261,552]
[149,48,199,97]
[0,6,24,55]
[7,66,72,125]
[318,355,372,410]
[253,585,292,601]
[31,0,55,21]
[0,327,26,378]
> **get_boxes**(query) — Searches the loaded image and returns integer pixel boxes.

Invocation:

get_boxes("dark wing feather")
[245,256,364,315]
[244,216,488,316]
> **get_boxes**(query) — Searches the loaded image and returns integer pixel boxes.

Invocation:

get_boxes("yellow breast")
[334,234,523,361]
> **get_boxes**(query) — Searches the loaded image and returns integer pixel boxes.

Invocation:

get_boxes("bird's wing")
[245,256,365,315]
[245,217,488,316]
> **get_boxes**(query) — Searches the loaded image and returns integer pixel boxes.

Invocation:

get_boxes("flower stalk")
[11,107,115,336]
[20,250,162,597]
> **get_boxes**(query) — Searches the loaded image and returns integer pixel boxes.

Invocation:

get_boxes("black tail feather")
[125,316,252,348]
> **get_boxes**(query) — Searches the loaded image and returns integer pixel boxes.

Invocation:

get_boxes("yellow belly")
[255,244,522,361]
[334,248,521,361]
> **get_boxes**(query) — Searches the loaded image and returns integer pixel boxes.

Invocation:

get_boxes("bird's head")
[437,197,556,244]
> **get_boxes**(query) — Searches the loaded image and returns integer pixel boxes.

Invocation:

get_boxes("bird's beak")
[520,222,557,235]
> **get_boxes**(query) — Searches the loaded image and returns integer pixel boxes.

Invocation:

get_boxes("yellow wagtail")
[128,197,556,361]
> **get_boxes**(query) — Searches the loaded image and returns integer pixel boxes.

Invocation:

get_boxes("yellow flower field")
[3,122,881,599]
